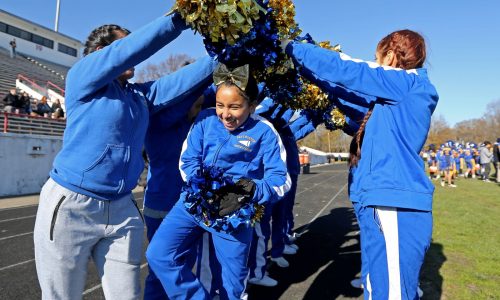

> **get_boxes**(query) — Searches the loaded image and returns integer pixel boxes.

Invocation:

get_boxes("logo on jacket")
[239,140,251,147]
[234,135,255,152]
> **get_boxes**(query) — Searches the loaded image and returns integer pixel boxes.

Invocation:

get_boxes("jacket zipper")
[211,132,231,165]
[50,195,66,241]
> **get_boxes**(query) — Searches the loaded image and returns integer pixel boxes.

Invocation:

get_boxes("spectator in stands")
[35,96,52,117]
[9,38,17,58]
[50,98,65,119]
[19,92,32,114]
[2,88,23,113]
[29,99,39,116]
[33,13,216,300]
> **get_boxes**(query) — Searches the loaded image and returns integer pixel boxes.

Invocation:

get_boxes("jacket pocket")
[81,145,127,194]
[50,195,66,241]
[131,197,144,223]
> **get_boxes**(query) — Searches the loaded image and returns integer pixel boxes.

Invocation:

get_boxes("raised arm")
[67,14,188,101]
[286,42,419,104]
[137,56,217,113]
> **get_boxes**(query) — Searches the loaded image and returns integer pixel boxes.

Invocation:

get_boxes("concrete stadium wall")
[0,133,62,197]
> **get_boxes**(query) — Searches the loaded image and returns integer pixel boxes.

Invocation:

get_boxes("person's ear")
[386,50,397,67]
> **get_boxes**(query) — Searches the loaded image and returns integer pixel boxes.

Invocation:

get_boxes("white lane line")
[297,172,324,183]
[82,262,149,296]
[0,231,33,241]
[298,182,348,234]
[0,259,35,271]
[0,215,36,223]
[0,204,39,211]
[295,174,342,196]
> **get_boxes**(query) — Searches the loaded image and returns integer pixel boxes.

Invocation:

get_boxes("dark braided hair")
[83,24,131,56]
[348,30,426,167]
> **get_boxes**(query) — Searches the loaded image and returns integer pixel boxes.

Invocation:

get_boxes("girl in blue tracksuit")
[146,64,290,300]
[33,13,217,300]
[284,30,439,299]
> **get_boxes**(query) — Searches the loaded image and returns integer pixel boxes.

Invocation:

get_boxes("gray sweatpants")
[34,178,144,300]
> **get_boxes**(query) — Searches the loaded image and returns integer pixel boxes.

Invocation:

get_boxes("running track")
[0,163,363,299]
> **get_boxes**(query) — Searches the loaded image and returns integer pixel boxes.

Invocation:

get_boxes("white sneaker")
[440,181,445,187]
[448,184,457,187]
[248,275,278,287]
[287,232,299,243]
[350,278,364,289]
[283,244,297,255]
[270,256,289,268]
[287,243,299,251]
[417,286,424,298]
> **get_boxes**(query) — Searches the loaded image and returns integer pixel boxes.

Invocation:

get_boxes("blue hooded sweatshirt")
[286,42,439,211]
[144,83,211,215]
[50,14,217,200]
[180,109,291,205]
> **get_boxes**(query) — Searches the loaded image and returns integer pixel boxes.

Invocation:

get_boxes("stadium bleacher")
[0,47,68,108]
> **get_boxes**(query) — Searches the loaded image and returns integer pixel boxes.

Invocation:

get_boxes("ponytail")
[348,103,375,167]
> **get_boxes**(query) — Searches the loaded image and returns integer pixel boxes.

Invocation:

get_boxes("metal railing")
[1,112,65,136]
[47,80,65,96]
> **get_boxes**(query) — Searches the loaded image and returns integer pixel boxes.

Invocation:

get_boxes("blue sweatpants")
[144,214,199,300]
[356,205,432,300]
[352,202,368,284]
[146,200,252,300]
[144,215,169,300]
[283,174,298,242]
[196,233,224,298]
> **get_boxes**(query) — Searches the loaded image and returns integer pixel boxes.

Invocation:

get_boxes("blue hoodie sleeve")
[149,84,208,130]
[331,97,368,124]
[256,98,295,129]
[137,55,217,114]
[252,118,291,205]
[286,42,419,104]
[292,121,316,141]
[255,97,277,116]
[343,116,361,136]
[67,14,188,101]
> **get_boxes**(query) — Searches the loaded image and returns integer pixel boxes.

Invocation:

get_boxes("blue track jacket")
[50,15,217,200]
[287,42,439,211]
[180,109,291,205]
[255,98,301,175]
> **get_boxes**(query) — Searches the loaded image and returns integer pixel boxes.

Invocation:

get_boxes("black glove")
[218,178,256,217]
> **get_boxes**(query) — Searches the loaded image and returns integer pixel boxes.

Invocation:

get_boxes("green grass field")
[420,177,500,300]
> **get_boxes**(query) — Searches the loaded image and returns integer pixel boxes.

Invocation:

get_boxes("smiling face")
[215,85,256,131]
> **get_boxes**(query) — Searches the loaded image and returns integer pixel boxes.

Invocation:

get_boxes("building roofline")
[0,8,83,45]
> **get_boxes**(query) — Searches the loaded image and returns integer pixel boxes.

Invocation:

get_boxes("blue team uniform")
[146,109,290,300]
[286,41,439,299]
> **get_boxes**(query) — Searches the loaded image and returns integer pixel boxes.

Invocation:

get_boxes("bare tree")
[426,114,452,146]
[134,53,194,83]
[298,125,351,153]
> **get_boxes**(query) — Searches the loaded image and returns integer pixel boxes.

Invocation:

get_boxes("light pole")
[328,131,331,153]
[54,0,61,32]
